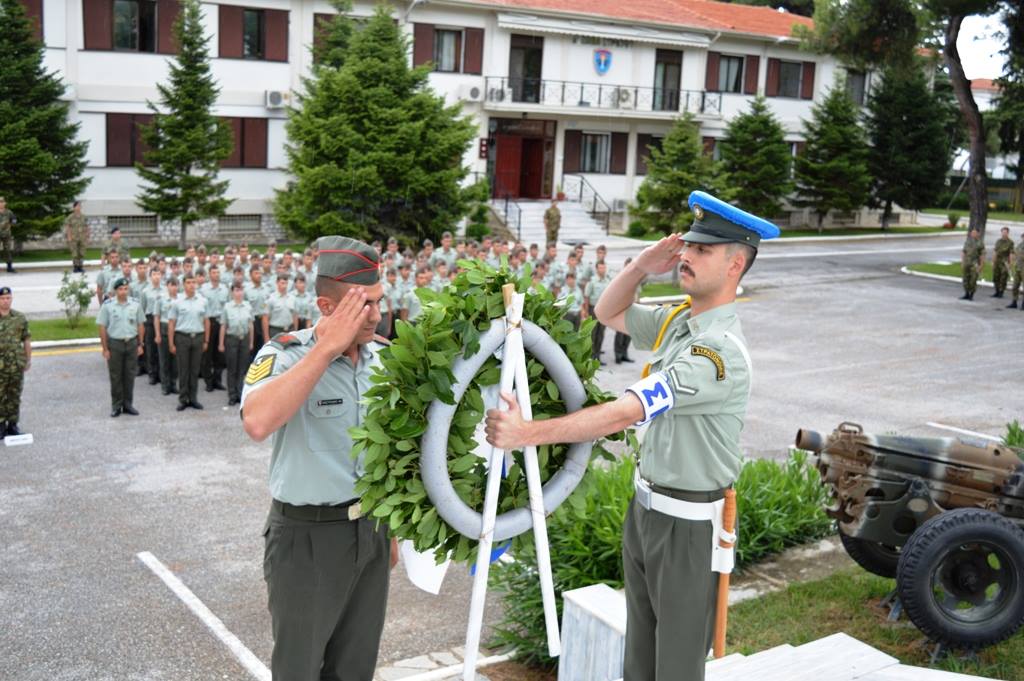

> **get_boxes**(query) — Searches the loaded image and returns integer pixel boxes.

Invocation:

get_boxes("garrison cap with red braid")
[315,236,380,285]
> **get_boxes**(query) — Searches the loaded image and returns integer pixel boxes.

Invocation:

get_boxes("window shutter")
[705,51,720,92]
[635,133,652,175]
[702,137,716,156]
[157,0,180,54]
[464,28,484,75]
[222,118,242,167]
[21,0,43,41]
[218,5,243,58]
[106,113,134,166]
[133,114,154,166]
[609,133,628,174]
[743,55,759,95]
[83,0,113,50]
[313,13,333,63]
[801,61,816,99]
[265,9,289,61]
[563,131,582,174]
[794,141,806,156]
[413,23,434,66]
[766,58,780,97]
[243,118,268,168]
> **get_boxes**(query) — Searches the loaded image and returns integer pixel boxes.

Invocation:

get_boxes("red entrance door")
[520,138,544,198]
[494,135,523,198]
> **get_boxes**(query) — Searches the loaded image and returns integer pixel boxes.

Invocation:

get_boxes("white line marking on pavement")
[759,246,960,259]
[925,422,1002,443]
[136,551,271,681]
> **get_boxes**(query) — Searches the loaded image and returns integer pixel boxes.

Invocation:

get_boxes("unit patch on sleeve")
[245,354,276,385]
[691,345,726,381]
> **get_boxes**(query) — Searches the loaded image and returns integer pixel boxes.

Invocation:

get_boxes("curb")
[767,230,964,244]
[11,259,103,271]
[33,337,101,349]
[899,266,994,288]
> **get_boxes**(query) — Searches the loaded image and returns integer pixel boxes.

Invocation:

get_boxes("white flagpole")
[462,284,523,680]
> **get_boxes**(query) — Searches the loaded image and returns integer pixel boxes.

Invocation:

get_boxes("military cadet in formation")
[105,226,132,264]
[240,236,396,681]
[0,197,16,273]
[544,199,561,245]
[154,278,180,395]
[246,266,271,359]
[0,286,31,435]
[95,249,119,305]
[401,267,433,323]
[431,231,458,270]
[486,191,776,681]
[960,227,985,301]
[559,271,583,330]
[64,201,89,273]
[289,274,316,330]
[142,268,164,384]
[201,264,229,392]
[266,274,295,338]
[377,269,395,337]
[614,257,638,364]
[992,227,1013,298]
[167,274,209,411]
[584,260,612,362]
[97,278,145,417]
[1008,232,1024,309]
[220,282,254,405]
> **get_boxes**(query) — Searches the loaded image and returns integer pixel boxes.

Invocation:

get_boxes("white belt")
[634,473,736,574]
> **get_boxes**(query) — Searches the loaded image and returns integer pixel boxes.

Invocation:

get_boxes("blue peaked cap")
[682,191,781,248]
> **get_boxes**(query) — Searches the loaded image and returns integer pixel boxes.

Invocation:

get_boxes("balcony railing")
[484,77,722,116]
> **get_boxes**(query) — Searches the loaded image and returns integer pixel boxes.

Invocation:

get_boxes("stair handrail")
[562,174,611,235]
[490,180,523,242]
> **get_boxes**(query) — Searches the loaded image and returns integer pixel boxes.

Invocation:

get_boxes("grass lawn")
[728,567,1023,680]
[15,242,308,263]
[639,282,683,298]
[922,207,1024,223]
[30,316,99,342]
[908,262,995,281]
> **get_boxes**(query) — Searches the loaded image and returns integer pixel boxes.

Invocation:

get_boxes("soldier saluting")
[241,236,397,681]
[486,191,778,681]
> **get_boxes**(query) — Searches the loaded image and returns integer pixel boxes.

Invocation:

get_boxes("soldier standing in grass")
[64,201,89,273]
[1008,232,1024,310]
[960,228,985,301]
[0,197,15,274]
[992,227,1013,298]
[0,287,30,436]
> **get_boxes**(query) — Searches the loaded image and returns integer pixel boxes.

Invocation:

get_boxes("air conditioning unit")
[459,83,484,102]
[615,87,635,109]
[265,90,290,109]
[612,198,629,212]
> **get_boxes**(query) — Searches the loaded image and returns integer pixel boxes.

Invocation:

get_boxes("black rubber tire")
[896,508,1024,650]
[839,529,900,578]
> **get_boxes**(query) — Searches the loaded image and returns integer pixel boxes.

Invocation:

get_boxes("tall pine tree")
[312,0,356,70]
[866,66,952,229]
[634,114,731,234]
[136,0,233,250]
[0,0,89,242]
[794,84,870,232]
[719,97,792,218]
[275,7,476,243]
[993,2,1024,212]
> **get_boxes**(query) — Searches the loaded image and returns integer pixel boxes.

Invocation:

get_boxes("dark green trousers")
[623,497,718,681]
[591,320,606,359]
[174,331,203,406]
[107,337,138,410]
[158,322,177,392]
[202,318,224,389]
[224,334,249,402]
[144,315,160,380]
[263,503,390,681]
[0,366,24,422]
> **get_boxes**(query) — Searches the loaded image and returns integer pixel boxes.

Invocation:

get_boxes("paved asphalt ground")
[2,230,1023,680]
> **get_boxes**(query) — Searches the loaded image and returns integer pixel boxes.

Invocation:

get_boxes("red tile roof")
[467,0,814,38]
[971,78,998,92]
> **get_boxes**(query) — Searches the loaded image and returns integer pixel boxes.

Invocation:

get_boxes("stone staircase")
[498,199,612,245]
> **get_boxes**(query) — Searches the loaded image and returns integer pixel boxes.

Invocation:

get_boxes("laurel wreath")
[350,260,634,562]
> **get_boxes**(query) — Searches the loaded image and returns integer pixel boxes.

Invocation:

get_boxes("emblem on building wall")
[594,49,612,75]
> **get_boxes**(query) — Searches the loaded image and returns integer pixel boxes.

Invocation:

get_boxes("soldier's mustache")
[680,265,695,277]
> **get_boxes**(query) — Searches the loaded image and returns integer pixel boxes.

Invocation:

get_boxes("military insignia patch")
[245,354,276,385]
[691,345,726,381]
[692,204,705,220]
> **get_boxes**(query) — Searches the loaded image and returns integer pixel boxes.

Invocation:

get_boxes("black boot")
[960,293,971,300]
[1,421,7,437]
[6,262,15,273]
[7,422,22,436]
[967,292,974,300]
[1008,301,1019,309]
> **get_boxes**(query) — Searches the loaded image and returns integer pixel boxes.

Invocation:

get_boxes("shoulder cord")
[640,300,691,379]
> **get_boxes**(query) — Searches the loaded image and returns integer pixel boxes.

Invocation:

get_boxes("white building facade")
[20,0,847,241]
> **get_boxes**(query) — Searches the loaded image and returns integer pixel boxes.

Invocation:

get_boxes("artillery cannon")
[797,422,1024,652]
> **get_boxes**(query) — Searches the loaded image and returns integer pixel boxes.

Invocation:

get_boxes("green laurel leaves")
[351,259,625,563]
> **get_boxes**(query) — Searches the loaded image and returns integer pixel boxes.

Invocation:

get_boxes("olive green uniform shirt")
[0,209,14,238]
[142,284,163,316]
[245,282,269,316]
[584,274,612,306]
[240,329,384,505]
[558,284,583,314]
[289,291,316,322]
[0,309,30,367]
[97,298,145,339]
[200,282,230,319]
[403,288,423,322]
[1015,241,1024,271]
[994,237,1013,263]
[267,292,294,328]
[962,237,985,265]
[65,214,88,241]
[221,300,254,338]
[430,248,458,271]
[625,302,751,491]
[167,295,208,334]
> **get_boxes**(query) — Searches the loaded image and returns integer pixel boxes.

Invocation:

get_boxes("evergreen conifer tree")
[136,0,233,250]
[793,84,870,232]
[866,66,952,229]
[634,114,731,234]
[0,0,89,241]
[312,0,356,69]
[719,97,792,219]
[275,7,476,243]
[993,3,1024,212]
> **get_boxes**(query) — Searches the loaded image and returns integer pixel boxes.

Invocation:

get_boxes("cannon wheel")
[896,508,1024,650]
[838,529,900,578]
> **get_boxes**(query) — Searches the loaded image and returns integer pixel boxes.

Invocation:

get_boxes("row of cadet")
[959,226,1024,306]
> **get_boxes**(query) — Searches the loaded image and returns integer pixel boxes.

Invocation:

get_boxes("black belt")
[109,336,138,342]
[272,498,359,522]
[174,331,203,338]
[645,479,729,503]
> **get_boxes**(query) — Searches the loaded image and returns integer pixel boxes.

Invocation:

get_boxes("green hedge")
[489,450,833,667]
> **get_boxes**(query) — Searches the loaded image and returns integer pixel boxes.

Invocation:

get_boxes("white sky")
[958,14,1007,80]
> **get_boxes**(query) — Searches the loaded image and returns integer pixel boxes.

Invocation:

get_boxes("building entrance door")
[520,138,544,198]
[488,119,557,200]
[494,134,522,198]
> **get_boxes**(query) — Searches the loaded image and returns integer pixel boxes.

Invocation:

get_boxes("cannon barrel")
[795,428,825,453]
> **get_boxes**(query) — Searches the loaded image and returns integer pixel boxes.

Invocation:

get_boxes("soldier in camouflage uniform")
[64,201,89,273]
[544,200,561,245]
[1008,233,1024,310]
[960,228,985,301]
[105,226,132,264]
[991,227,1013,298]
[0,286,31,436]
[0,197,17,273]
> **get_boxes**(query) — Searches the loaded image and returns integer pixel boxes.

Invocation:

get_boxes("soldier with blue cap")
[485,190,779,681]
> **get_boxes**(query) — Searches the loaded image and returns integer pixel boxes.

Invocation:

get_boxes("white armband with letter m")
[625,372,675,425]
